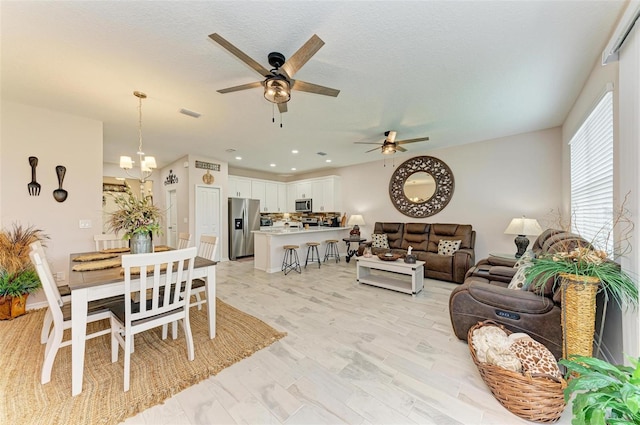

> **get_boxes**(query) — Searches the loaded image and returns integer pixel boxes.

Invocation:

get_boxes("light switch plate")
[79,219,92,229]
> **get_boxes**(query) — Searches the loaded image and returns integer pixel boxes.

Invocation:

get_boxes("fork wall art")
[27,156,41,196]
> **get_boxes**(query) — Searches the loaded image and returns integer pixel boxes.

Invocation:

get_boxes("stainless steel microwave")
[295,199,312,212]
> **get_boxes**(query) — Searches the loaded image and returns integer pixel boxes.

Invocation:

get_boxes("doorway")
[195,185,221,261]
[166,189,178,248]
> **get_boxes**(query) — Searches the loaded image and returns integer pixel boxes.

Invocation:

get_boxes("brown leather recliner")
[449,229,590,359]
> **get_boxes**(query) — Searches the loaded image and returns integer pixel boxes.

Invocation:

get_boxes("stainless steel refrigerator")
[228,198,260,260]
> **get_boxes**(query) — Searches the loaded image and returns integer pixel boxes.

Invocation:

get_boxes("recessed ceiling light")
[235,156,242,160]
[325,159,332,163]
[270,163,276,167]
[291,150,299,154]
[291,167,296,171]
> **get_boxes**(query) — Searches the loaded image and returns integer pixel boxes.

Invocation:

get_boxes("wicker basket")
[559,273,599,358]
[467,321,567,423]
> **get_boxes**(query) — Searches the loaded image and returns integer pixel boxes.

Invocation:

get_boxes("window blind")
[570,90,613,254]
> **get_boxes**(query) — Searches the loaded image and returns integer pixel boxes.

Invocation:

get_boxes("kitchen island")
[253,227,351,273]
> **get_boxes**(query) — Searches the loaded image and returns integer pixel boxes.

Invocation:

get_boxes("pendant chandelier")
[119,91,157,188]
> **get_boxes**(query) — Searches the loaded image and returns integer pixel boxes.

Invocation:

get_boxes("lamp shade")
[119,156,133,169]
[347,215,366,226]
[504,217,543,236]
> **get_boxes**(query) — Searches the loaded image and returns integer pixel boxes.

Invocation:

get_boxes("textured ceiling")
[0,1,625,176]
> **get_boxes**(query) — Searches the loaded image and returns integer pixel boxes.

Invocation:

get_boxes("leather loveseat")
[361,222,475,283]
[448,229,591,359]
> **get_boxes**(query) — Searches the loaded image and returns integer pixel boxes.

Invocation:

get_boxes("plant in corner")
[524,198,639,358]
[0,223,48,319]
[560,354,640,425]
[106,183,162,254]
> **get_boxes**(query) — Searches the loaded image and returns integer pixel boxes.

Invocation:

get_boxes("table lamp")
[347,214,365,239]
[504,217,543,258]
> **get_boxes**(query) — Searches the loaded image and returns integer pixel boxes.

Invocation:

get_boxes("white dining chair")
[177,232,192,249]
[166,235,218,340]
[191,235,217,310]
[110,247,197,392]
[94,233,128,251]
[29,248,117,385]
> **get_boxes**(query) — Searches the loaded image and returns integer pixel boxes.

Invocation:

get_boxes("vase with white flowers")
[106,184,162,254]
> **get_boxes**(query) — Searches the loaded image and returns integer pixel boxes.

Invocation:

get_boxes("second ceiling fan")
[209,33,340,113]
[355,131,430,154]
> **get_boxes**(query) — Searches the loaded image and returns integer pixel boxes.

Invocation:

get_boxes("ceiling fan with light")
[209,33,340,114]
[355,131,430,154]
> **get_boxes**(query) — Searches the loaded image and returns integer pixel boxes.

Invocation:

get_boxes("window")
[570,90,613,254]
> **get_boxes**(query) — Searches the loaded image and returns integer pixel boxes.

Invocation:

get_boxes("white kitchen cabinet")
[228,176,252,198]
[287,184,297,212]
[311,176,342,212]
[251,180,266,211]
[295,181,312,199]
[277,183,288,212]
[264,182,278,212]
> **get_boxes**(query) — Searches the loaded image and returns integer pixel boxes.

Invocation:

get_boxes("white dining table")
[68,252,217,396]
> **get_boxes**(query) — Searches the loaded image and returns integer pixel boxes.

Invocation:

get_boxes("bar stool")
[324,239,340,263]
[282,245,301,275]
[305,242,321,269]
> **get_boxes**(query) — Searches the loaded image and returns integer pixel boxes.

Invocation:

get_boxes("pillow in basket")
[508,334,562,380]
[437,239,461,256]
[371,233,390,249]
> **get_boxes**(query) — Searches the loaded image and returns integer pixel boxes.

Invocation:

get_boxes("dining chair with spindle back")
[177,232,192,249]
[29,246,118,385]
[110,247,197,391]
[94,233,128,252]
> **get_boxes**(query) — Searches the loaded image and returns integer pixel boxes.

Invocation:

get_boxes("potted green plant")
[0,223,48,319]
[106,183,162,254]
[524,215,638,358]
[560,354,640,424]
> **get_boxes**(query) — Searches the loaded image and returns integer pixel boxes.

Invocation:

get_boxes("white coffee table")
[356,256,425,296]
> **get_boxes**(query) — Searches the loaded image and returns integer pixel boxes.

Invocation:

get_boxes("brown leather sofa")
[448,229,591,359]
[361,222,475,283]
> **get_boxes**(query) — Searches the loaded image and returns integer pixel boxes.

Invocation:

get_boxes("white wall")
[1,101,103,307]
[333,127,563,262]
[617,22,640,360]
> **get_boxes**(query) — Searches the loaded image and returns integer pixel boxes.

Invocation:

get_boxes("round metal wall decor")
[389,156,455,218]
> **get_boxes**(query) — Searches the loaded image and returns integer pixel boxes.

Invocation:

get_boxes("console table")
[356,256,425,296]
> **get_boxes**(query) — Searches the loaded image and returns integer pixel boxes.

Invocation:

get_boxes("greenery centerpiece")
[106,184,162,254]
[0,224,48,319]
[560,354,640,425]
[524,205,639,358]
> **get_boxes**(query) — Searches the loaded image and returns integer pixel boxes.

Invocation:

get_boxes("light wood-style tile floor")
[121,258,573,425]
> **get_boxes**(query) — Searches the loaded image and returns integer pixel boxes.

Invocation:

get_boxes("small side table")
[343,238,366,263]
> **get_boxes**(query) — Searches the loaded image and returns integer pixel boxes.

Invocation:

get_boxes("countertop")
[253,226,350,235]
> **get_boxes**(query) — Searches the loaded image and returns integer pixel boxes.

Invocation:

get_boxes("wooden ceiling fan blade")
[291,80,340,97]
[396,137,430,145]
[281,34,324,79]
[365,146,382,153]
[396,146,408,152]
[217,81,263,94]
[278,102,288,114]
[209,33,271,77]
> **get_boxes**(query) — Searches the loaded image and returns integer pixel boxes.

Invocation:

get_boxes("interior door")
[195,185,221,261]
[166,189,178,248]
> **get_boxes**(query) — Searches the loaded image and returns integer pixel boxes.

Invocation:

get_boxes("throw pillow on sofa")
[437,239,461,255]
[371,233,390,249]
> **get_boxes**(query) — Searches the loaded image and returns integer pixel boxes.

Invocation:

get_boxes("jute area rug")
[0,298,286,425]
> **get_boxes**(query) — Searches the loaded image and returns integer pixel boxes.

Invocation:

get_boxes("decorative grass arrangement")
[106,184,162,239]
